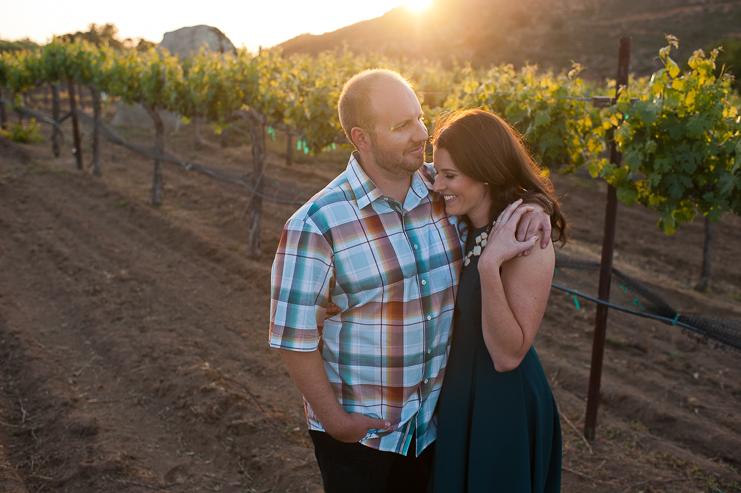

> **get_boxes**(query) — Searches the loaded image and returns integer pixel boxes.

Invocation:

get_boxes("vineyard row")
[1,36,739,257]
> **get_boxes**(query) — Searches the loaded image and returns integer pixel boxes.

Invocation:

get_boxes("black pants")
[309,430,434,493]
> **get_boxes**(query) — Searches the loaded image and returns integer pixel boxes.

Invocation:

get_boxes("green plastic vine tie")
[554,268,558,273]
[573,295,580,311]
[620,285,627,292]
[297,138,302,151]
[633,298,644,311]
[331,143,336,150]
[672,313,679,325]
[303,141,309,154]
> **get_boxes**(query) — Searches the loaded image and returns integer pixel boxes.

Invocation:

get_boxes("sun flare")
[404,0,433,14]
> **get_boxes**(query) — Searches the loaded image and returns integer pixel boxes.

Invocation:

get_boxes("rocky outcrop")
[160,25,235,58]
[111,25,235,130]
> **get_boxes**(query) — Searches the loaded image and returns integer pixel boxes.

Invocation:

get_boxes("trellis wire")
[8,101,314,206]
[7,102,740,353]
[554,253,741,352]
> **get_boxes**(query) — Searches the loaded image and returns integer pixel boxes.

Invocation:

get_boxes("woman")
[431,109,566,492]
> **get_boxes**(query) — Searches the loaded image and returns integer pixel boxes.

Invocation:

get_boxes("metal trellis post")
[584,36,631,440]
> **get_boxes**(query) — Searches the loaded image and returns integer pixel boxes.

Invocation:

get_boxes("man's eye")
[445,175,455,179]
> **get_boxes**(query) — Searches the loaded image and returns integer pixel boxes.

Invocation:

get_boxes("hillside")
[278,0,741,78]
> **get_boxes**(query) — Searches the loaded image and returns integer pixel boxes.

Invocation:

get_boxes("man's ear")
[351,127,371,152]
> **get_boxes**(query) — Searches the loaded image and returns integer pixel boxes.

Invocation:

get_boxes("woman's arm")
[477,200,555,372]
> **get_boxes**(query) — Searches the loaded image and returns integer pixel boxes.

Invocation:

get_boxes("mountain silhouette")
[278,0,741,78]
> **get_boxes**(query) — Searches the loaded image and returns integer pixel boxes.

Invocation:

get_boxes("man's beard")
[369,140,425,177]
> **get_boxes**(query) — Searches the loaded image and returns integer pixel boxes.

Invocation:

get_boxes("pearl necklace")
[463,221,496,267]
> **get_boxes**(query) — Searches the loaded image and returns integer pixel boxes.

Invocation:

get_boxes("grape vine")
[1,38,738,267]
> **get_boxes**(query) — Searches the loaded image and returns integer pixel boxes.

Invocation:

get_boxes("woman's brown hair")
[432,108,568,245]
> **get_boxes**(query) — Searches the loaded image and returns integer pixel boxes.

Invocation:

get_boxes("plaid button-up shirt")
[270,153,463,456]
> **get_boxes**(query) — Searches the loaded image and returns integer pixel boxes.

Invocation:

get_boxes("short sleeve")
[269,215,333,351]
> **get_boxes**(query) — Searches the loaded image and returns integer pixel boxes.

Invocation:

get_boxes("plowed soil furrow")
[1,128,740,492]
[1,152,322,491]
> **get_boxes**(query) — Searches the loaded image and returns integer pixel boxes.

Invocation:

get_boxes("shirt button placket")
[411,230,431,396]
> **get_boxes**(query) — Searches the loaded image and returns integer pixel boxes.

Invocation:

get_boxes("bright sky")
[1,0,432,51]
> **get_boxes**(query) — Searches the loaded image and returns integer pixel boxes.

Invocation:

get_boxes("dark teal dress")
[432,226,562,492]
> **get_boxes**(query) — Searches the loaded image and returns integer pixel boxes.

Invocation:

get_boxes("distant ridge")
[278,0,741,78]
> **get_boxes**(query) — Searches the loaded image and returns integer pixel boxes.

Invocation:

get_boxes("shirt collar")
[346,152,433,211]
[416,163,436,194]
[346,152,384,210]
[404,166,433,212]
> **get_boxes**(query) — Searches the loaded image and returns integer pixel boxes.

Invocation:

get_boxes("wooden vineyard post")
[248,118,267,259]
[68,79,84,170]
[0,88,7,130]
[51,84,61,157]
[77,85,85,110]
[243,110,267,259]
[584,37,631,440]
[144,105,165,206]
[227,108,268,259]
[13,92,23,124]
[91,86,102,176]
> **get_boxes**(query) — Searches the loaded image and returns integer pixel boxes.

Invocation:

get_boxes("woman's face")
[432,147,492,228]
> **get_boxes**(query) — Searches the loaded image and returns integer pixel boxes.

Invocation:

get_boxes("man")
[269,69,551,492]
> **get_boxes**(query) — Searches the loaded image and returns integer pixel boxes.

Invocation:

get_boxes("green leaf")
[624,151,642,172]
[616,183,639,205]
[666,58,681,78]
[534,111,551,126]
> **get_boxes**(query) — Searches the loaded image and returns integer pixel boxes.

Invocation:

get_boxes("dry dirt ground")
[1,113,740,493]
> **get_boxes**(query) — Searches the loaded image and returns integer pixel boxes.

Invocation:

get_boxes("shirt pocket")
[333,234,418,305]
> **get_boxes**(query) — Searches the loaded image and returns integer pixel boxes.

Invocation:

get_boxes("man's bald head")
[338,69,414,147]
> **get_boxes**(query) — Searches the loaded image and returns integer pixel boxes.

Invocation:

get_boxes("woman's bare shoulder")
[499,237,555,300]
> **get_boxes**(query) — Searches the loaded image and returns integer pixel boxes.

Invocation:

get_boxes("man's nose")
[415,119,429,142]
